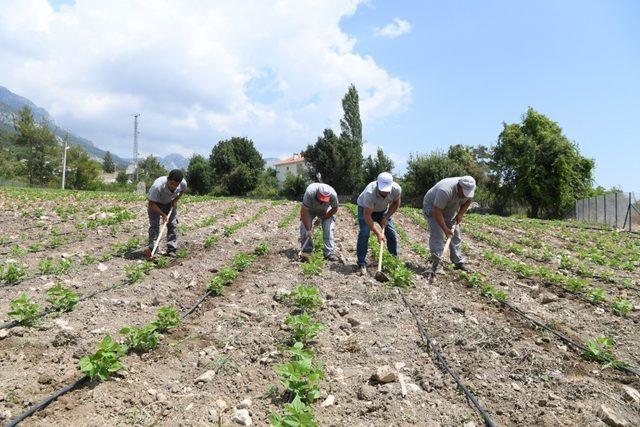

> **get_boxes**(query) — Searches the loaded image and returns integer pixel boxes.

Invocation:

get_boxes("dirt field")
[1,188,639,426]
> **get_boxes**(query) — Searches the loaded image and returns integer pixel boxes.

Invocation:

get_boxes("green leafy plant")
[589,288,605,303]
[10,245,26,257]
[38,258,55,275]
[276,342,324,403]
[46,283,80,312]
[254,242,270,256]
[208,276,226,296]
[219,267,239,284]
[285,313,324,343]
[81,254,97,265]
[154,255,169,268]
[300,257,323,276]
[566,277,587,293]
[269,395,317,427]
[288,285,323,311]
[120,324,160,352]
[611,298,633,317]
[204,234,220,249]
[233,253,257,271]
[176,248,188,259]
[79,335,127,381]
[1,262,27,284]
[8,293,41,325]
[55,258,74,275]
[581,336,627,369]
[125,264,146,283]
[153,306,181,332]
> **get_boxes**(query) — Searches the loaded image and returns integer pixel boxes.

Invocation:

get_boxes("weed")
[46,283,80,312]
[153,306,181,332]
[621,278,634,288]
[8,293,41,325]
[120,324,160,352]
[79,335,127,381]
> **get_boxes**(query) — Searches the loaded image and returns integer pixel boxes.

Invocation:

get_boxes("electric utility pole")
[133,114,140,182]
[61,134,70,189]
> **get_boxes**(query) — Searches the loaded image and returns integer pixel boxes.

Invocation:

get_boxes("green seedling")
[254,242,270,256]
[581,336,626,369]
[1,262,27,283]
[233,253,257,271]
[204,234,220,248]
[28,242,44,253]
[8,293,41,325]
[208,276,226,296]
[154,256,169,268]
[55,258,74,275]
[388,264,413,288]
[288,285,323,311]
[46,283,80,312]
[285,313,324,343]
[176,248,188,259]
[566,277,588,293]
[300,257,323,276]
[269,395,317,427]
[589,288,605,303]
[120,324,160,352]
[621,278,634,288]
[38,258,55,275]
[219,267,239,284]
[276,342,324,403]
[153,306,181,332]
[611,298,633,317]
[79,335,127,381]
[125,264,146,283]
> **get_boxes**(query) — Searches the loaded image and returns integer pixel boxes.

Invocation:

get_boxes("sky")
[0,0,638,190]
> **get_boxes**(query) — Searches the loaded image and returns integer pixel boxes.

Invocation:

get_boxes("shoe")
[358,265,367,276]
[144,247,153,259]
[165,247,177,257]
[325,253,339,262]
[454,263,470,272]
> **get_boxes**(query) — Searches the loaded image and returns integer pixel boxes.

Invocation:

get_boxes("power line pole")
[133,114,140,182]
[61,134,70,189]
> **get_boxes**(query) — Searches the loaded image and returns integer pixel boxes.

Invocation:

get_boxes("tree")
[116,170,129,185]
[492,108,595,218]
[363,148,394,184]
[138,155,168,187]
[304,84,364,194]
[281,172,308,200]
[249,168,279,197]
[65,146,101,190]
[402,151,466,203]
[102,151,115,173]
[13,106,59,186]
[186,154,212,195]
[209,137,264,196]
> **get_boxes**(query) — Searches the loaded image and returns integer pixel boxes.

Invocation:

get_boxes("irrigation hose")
[399,290,497,427]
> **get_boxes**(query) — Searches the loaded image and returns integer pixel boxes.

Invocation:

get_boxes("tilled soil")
[1,198,639,426]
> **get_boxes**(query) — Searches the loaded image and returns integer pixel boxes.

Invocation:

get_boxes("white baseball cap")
[458,176,476,198]
[377,172,394,192]
[316,184,331,202]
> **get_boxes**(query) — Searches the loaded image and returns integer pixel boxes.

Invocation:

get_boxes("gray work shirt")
[356,181,402,212]
[423,177,471,219]
[147,176,187,205]
[302,183,339,215]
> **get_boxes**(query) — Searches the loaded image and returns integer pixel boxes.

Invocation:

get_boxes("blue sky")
[3,1,639,190]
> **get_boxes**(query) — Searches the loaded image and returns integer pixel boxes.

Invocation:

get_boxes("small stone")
[170,383,181,393]
[538,399,547,407]
[597,404,629,427]
[233,238,242,245]
[451,306,465,314]
[463,422,477,427]
[337,306,349,316]
[407,383,422,393]
[0,409,12,421]
[195,370,216,383]
[185,403,193,411]
[97,263,108,272]
[231,408,252,426]
[548,392,560,400]
[511,382,522,392]
[346,317,361,327]
[214,399,228,412]
[321,395,335,407]
[172,271,180,279]
[156,393,167,402]
[508,348,520,358]
[208,408,219,421]
[186,279,197,289]
[621,385,640,405]
[351,299,364,306]
[0,330,8,339]
[238,398,252,409]
[357,384,377,401]
[240,309,257,317]
[540,293,558,304]
[147,388,157,396]
[37,373,53,384]
[372,365,398,383]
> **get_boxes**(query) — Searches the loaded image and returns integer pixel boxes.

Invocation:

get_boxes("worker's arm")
[433,207,452,238]
[300,205,312,231]
[148,200,168,223]
[323,206,338,220]
[171,192,183,209]
[381,198,400,228]
[455,199,472,224]
[364,207,385,242]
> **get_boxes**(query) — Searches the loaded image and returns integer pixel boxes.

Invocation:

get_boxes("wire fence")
[575,192,640,232]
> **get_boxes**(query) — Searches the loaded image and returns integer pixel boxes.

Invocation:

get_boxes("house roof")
[275,153,305,166]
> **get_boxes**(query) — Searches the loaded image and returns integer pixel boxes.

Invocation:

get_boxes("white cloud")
[374,18,412,39]
[0,0,411,160]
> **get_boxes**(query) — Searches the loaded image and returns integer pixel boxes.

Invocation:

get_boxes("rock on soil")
[621,386,640,405]
[357,384,377,401]
[597,404,629,427]
[372,365,398,383]
[194,370,216,384]
[231,408,252,426]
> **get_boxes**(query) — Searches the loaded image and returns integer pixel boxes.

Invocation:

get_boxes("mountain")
[0,85,129,166]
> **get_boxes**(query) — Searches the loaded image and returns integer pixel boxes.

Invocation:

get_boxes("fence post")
[630,192,633,232]
[595,196,598,223]
[603,194,607,225]
[615,192,618,228]
[588,197,591,222]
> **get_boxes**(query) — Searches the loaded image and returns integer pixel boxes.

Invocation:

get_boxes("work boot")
[325,253,339,262]
[358,265,367,276]
[454,263,470,272]
[165,247,177,257]
[144,247,153,259]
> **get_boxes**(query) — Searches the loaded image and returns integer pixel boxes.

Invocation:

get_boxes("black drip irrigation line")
[5,275,220,426]
[398,290,497,427]
[499,299,640,378]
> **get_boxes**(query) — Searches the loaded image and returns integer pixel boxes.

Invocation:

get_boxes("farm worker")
[145,169,187,258]
[356,172,401,275]
[423,175,476,272]
[300,182,340,261]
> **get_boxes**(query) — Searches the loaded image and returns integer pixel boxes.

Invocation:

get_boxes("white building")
[274,153,306,185]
